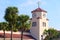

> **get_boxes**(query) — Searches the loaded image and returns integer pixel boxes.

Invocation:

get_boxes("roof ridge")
[31,8,47,13]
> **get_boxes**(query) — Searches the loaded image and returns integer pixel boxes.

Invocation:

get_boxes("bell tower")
[30,1,49,40]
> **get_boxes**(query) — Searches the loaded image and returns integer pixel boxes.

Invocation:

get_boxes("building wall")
[30,18,40,40]
[37,12,48,40]
[30,12,49,40]
[39,18,48,40]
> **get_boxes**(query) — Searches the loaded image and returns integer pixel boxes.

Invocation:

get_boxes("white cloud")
[20,0,46,7]
[20,0,37,7]
[38,0,41,1]
[41,1,47,5]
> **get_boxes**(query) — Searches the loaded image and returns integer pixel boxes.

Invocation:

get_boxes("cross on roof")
[37,1,40,8]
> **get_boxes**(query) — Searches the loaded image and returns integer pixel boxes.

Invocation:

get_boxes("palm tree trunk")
[3,30,5,40]
[11,26,13,40]
[21,30,23,40]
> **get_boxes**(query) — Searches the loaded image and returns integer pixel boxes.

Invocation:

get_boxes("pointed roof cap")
[31,8,47,13]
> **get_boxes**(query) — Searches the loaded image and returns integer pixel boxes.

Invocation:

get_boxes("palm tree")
[4,7,18,40]
[18,14,31,40]
[0,22,2,30]
[43,28,59,40]
[2,22,8,40]
[0,22,8,40]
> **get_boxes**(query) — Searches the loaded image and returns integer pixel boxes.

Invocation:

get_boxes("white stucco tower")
[30,7,49,40]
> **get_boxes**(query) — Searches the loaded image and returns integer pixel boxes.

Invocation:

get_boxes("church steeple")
[31,1,47,13]
[30,1,49,40]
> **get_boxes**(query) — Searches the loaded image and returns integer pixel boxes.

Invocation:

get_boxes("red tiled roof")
[31,8,47,13]
[0,33,34,39]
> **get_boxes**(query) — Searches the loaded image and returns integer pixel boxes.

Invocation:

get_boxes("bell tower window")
[32,13,36,18]
[41,35,43,40]
[43,22,46,27]
[32,22,37,27]
[43,14,46,18]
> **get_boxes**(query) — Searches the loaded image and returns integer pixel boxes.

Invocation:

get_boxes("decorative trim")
[46,19,49,21]
[37,17,42,19]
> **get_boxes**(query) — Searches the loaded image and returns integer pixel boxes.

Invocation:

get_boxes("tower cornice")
[31,8,47,13]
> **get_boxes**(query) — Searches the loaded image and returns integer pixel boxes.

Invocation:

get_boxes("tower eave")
[31,8,47,13]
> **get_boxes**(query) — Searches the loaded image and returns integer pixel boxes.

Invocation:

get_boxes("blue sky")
[0,0,60,30]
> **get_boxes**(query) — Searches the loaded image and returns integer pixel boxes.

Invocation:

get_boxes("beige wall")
[30,18,40,40]
[30,12,49,40]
